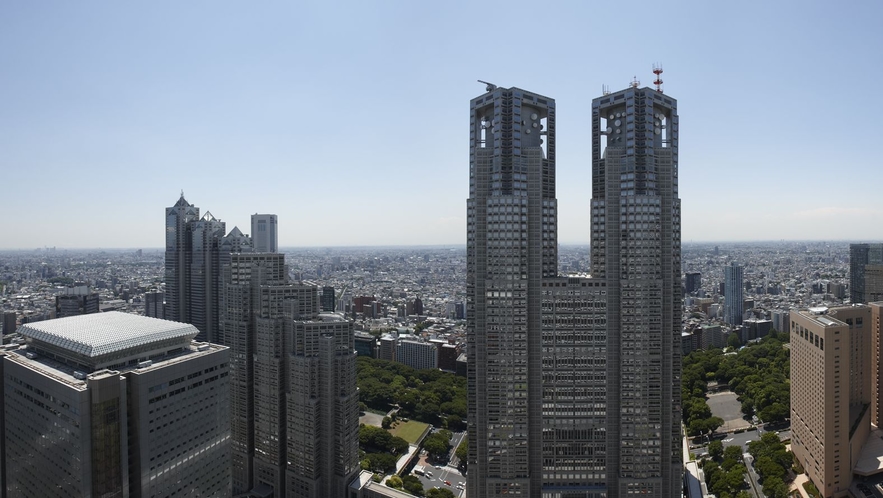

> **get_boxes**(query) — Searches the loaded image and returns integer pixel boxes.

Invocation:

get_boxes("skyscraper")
[591,84,682,496]
[850,243,883,304]
[165,194,253,342]
[791,305,873,495]
[467,85,556,497]
[221,252,358,496]
[252,213,278,252]
[724,262,744,325]
[467,81,682,497]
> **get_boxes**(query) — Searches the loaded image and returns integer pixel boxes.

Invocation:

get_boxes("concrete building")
[2,312,231,497]
[466,82,681,497]
[378,333,397,362]
[685,272,701,294]
[724,262,744,325]
[771,309,790,335]
[353,331,377,358]
[395,336,437,370]
[743,318,773,341]
[467,85,558,497]
[251,214,278,253]
[55,284,100,318]
[165,194,254,343]
[590,84,682,496]
[2,312,15,335]
[321,285,336,312]
[144,291,165,319]
[438,343,460,372]
[220,252,358,497]
[850,244,883,304]
[288,313,360,497]
[791,306,873,497]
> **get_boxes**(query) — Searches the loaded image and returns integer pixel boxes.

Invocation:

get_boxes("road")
[743,454,762,498]
[416,463,465,496]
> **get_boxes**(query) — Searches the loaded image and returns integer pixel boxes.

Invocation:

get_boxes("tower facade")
[724,262,744,325]
[467,85,556,497]
[164,194,253,342]
[591,85,682,496]
[850,243,883,304]
[252,214,278,253]
[791,306,873,496]
[3,313,231,497]
[467,83,682,497]
[221,252,358,497]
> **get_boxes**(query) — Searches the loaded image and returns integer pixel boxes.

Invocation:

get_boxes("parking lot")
[706,391,751,432]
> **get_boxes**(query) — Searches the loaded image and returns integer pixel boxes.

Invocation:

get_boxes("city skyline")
[2,1,882,249]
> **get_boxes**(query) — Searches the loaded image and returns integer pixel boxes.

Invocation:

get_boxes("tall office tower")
[188,212,226,342]
[145,291,165,319]
[2,312,230,497]
[165,194,200,324]
[223,252,288,493]
[287,313,359,497]
[221,252,357,496]
[55,284,100,318]
[591,85,682,496]
[724,262,744,325]
[467,85,556,497]
[165,194,255,343]
[252,213,278,252]
[791,305,873,496]
[2,312,15,335]
[850,243,883,303]
[321,285,336,312]
[685,271,701,294]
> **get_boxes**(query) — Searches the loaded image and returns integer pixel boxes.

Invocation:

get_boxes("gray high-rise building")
[467,85,556,497]
[144,291,165,319]
[55,284,99,318]
[467,82,682,497]
[591,85,682,496]
[850,243,883,304]
[2,312,231,497]
[724,262,744,325]
[165,194,253,342]
[221,252,358,497]
[251,214,278,253]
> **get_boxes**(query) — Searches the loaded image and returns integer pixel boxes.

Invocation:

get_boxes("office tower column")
[165,194,200,324]
[190,212,226,342]
[724,262,744,325]
[467,85,555,497]
[591,85,682,496]
[287,312,360,498]
[850,243,883,304]
[252,214,278,253]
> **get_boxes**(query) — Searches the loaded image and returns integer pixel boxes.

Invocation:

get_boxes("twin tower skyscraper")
[467,83,682,497]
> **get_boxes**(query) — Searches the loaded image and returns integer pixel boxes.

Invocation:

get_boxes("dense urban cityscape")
[2,73,883,498]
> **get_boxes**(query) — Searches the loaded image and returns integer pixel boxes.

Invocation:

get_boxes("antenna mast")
[653,64,664,93]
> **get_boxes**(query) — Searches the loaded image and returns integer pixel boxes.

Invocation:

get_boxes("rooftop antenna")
[180,189,185,198]
[477,79,497,92]
[653,63,664,93]
[602,84,610,96]
[631,76,640,88]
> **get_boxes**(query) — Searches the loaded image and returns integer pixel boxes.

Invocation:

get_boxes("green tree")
[723,445,743,463]
[727,332,741,349]
[762,476,788,498]
[402,475,424,496]
[708,440,723,460]
[382,416,392,429]
[423,432,451,460]
[387,475,403,489]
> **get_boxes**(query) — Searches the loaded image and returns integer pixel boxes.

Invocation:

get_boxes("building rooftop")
[17,311,198,357]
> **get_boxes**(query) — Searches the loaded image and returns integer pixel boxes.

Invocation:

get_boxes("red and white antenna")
[653,64,664,93]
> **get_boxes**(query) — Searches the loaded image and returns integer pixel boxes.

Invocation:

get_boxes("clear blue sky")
[2,1,881,249]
